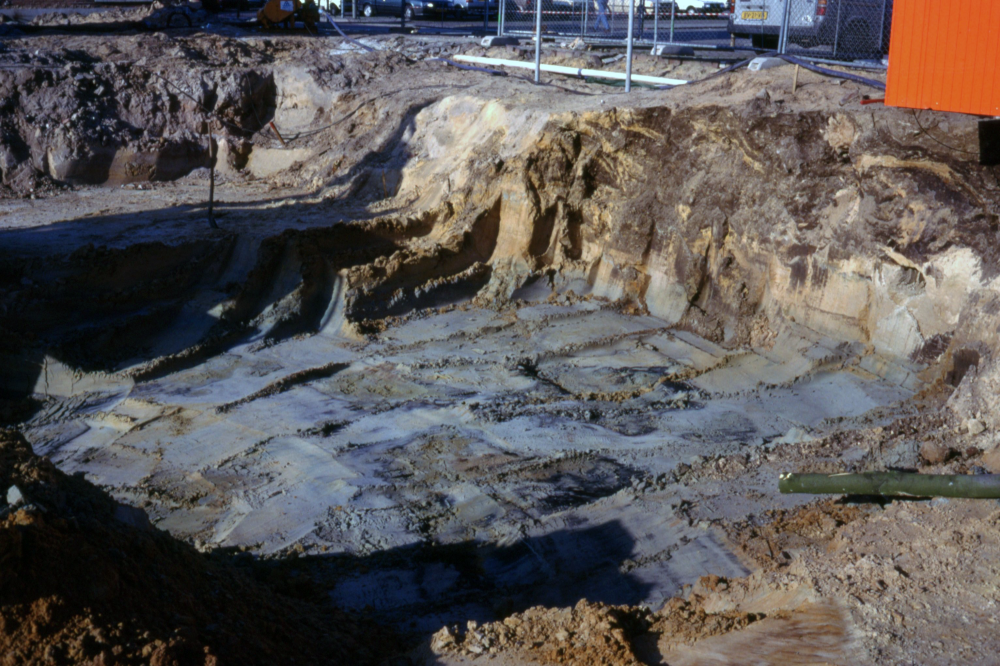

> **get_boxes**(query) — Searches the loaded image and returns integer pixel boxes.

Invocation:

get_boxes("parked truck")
[728,0,892,55]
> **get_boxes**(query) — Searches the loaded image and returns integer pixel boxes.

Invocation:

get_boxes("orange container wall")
[885,0,1000,117]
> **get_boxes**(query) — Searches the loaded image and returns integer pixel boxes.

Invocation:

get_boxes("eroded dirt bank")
[2,29,1000,666]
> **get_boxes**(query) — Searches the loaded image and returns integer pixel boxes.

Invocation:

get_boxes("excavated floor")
[20,291,912,632]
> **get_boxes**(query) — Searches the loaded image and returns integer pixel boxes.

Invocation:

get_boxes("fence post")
[625,0,634,91]
[668,0,674,42]
[832,0,842,57]
[876,0,887,58]
[534,0,542,83]
[653,0,658,49]
[498,0,504,35]
[777,0,792,53]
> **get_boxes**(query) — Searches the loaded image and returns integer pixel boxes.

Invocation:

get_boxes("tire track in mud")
[214,361,351,414]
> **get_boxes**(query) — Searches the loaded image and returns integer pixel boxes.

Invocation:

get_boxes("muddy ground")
[2,23,1000,666]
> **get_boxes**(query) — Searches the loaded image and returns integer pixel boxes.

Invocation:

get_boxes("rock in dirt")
[5,484,23,507]
[979,445,1000,473]
[920,441,957,465]
[966,418,986,436]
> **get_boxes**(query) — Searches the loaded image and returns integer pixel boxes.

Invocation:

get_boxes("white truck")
[728,0,892,54]
[674,0,727,15]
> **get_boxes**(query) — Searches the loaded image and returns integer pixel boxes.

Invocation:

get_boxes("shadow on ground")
[223,519,651,648]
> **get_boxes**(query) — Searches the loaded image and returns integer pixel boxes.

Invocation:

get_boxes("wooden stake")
[269,120,288,147]
[208,132,218,229]
[792,63,800,94]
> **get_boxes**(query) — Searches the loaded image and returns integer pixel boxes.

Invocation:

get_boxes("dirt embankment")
[7,53,995,392]
[0,32,420,197]
[388,86,995,383]
[0,428,401,665]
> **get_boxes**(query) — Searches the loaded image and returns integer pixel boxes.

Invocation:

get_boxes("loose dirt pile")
[432,600,657,665]
[0,428,400,665]
[429,586,855,666]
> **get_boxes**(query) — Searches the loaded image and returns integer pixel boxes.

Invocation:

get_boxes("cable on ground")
[778,54,885,90]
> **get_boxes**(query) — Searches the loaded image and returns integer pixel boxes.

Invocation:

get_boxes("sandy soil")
[1,25,999,666]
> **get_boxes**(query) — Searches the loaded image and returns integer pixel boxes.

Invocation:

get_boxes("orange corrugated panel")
[886,0,1000,117]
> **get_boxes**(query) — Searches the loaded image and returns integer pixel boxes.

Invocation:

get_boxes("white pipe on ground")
[453,55,687,86]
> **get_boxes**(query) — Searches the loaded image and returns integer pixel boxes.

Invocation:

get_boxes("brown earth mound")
[429,594,765,666]
[0,428,400,666]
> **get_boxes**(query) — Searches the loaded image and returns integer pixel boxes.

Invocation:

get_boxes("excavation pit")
[2,28,1000,666]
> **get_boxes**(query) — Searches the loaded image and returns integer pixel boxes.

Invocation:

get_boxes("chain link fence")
[498,0,891,63]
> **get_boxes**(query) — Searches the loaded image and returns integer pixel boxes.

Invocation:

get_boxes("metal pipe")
[498,0,504,35]
[780,471,1000,499]
[784,53,887,70]
[625,0,634,91]
[453,54,688,84]
[534,0,542,83]
[498,31,736,50]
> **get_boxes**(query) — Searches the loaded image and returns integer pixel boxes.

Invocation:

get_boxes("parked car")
[647,0,723,18]
[549,0,586,16]
[601,0,719,18]
[728,0,892,53]
[452,0,498,15]
[675,0,726,14]
[419,0,454,16]
[613,0,723,18]
[357,0,432,18]
[325,0,355,14]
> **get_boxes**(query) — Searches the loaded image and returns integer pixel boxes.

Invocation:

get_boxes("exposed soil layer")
[429,587,855,666]
[0,429,400,665]
[2,28,1000,666]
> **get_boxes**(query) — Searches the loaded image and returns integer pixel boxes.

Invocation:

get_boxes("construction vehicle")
[258,0,319,28]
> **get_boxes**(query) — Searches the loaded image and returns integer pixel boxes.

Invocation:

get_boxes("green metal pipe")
[779,472,1000,498]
